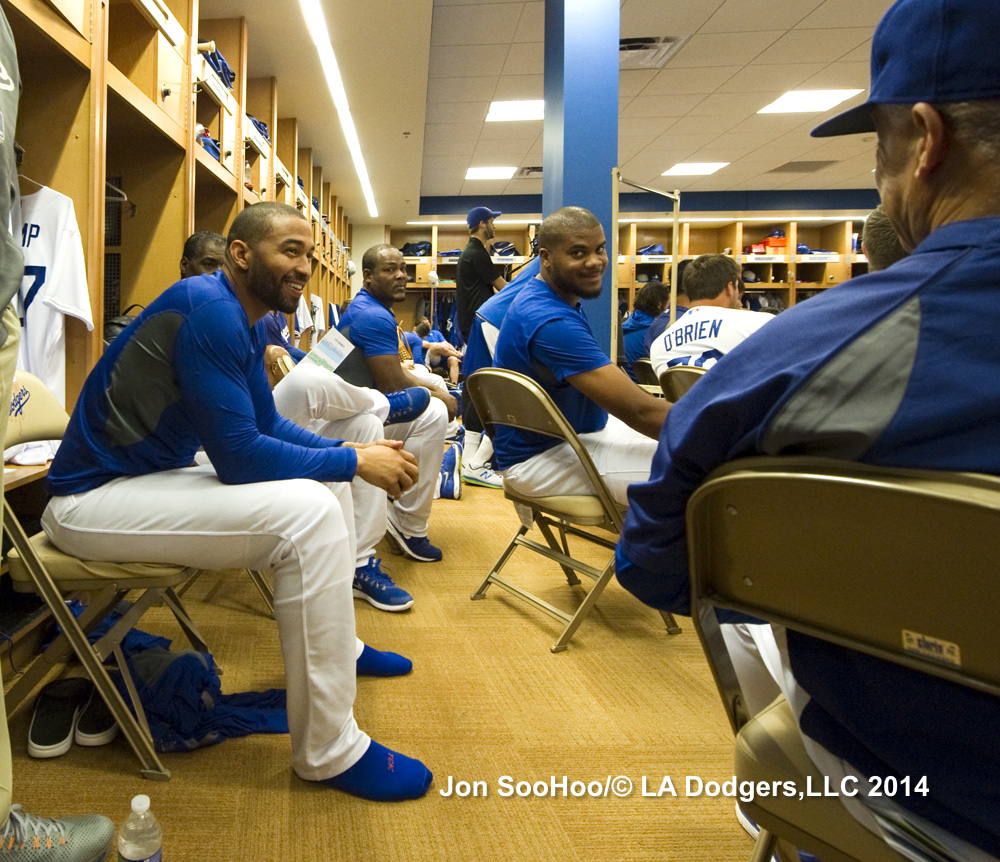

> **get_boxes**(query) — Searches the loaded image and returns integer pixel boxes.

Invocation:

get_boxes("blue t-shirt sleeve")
[263,312,307,362]
[531,317,610,382]
[174,308,358,484]
[347,308,400,357]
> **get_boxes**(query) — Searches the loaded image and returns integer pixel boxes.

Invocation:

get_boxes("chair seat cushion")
[8,532,191,591]
[735,697,908,862]
[503,489,611,523]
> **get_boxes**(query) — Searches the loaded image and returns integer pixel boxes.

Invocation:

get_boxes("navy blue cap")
[812,0,1000,137]
[467,206,501,229]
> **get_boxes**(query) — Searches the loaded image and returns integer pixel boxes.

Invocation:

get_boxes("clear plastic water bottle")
[118,794,162,862]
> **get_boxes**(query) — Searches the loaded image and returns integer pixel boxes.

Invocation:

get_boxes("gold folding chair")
[5,372,222,780]
[631,358,663,397]
[687,456,999,861]
[466,368,681,652]
[658,364,706,402]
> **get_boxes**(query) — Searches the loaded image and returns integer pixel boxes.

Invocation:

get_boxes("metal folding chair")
[466,368,681,652]
[687,455,996,861]
[658,364,706,402]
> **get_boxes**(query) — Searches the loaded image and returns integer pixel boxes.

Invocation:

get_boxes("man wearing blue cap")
[615,0,1000,857]
[457,205,506,342]
[456,205,508,487]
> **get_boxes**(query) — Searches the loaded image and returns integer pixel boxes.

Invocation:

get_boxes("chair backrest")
[659,364,706,401]
[264,344,295,389]
[687,455,1000,732]
[466,367,623,529]
[6,370,70,448]
[632,358,659,387]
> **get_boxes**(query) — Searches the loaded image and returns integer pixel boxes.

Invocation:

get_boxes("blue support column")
[543,0,619,353]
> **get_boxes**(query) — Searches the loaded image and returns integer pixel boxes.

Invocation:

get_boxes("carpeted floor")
[5,484,753,861]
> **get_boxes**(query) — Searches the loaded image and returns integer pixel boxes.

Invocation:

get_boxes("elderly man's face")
[873,106,925,254]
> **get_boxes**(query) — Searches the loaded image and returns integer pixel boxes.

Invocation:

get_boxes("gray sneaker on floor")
[0,805,114,862]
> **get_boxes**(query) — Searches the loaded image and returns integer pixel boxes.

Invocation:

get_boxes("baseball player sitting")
[491,206,668,508]
[44,202,433,802]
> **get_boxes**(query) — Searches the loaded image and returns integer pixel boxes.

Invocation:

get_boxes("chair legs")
[473,509,680,649]
[3,503,171,780]
[245,569,275,617]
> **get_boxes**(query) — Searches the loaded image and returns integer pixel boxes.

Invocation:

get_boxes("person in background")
[338,243,452,563]
[862,203,909,272]
[179,230,226,279]
[459,256,541,490]
[410,317,461,385]
[457,205,506,342]
[622,280,670,381]
[648,253,773,377]
[493,207,668,508]
[617,0,1000,854]
[641,258,692,358]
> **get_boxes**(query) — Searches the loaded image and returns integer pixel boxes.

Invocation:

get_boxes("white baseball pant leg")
[41,465,369,782]
[273,366,388,566]
[382,397,448,537]
[501,414,657,508]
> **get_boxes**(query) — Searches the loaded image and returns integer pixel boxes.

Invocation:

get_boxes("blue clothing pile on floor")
[80,601,287,753]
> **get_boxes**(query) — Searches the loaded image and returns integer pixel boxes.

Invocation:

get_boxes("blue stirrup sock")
[322,741,432,801]
[357,644,412,677]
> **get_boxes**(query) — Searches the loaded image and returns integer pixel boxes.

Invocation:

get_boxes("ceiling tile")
[422,135,477,157]
[472,140,532,162]
[798,0,893,29]
[619,116,675,137]
[423,122,484,144]
[619,0,718,39]
[428,44,509,78]
[431,5,521,46]
[798,61,870,90]
[669,32,783,68]
[641,65,741,97]
[716,63,826,93]
[687,92,771,119]
[513,2,543,42]
[477,122,541,142]
[753,28,872,64]
[620,69,658,100]
[502,41,544,75]
[701,0,824,33]
[619,93,706,119]
[426,76,500,104]
[492,73,544,100]
[425,101,489,124]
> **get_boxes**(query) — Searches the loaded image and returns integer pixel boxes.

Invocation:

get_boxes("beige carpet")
[6,485,753,861]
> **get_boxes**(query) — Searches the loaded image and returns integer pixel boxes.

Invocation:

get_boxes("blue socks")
[357,644,412,677]
[323,741,432,801]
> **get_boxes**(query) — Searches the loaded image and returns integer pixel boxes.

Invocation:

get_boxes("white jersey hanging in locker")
[15,185,93,404]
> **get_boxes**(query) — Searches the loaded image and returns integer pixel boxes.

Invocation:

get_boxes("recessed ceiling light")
[486,100,544,122]
[662,162,729,176]
[758,89,865,114]
[466,166,517,180]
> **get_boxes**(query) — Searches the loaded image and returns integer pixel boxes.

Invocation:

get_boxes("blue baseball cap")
[466,206,501,229]
[812,0,1000,137]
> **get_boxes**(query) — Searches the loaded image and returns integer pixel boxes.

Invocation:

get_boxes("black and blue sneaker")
[385,387,431,425]
[385,519,443,562]
[353,557,414,612]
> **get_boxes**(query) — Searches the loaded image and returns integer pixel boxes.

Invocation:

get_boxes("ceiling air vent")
[514,166,543,179]
[619,37,686,70]
[766,160,837,174]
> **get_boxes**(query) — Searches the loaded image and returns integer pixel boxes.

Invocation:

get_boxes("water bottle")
[118,795,162,862]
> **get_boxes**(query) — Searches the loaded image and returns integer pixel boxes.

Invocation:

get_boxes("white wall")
[349,224,391,297]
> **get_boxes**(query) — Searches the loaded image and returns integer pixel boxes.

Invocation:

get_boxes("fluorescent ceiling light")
[466,166,517,180]
[758,89,864,114]
[486,100,544,122]
[297,0,378,218]
[662,162,729,176]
